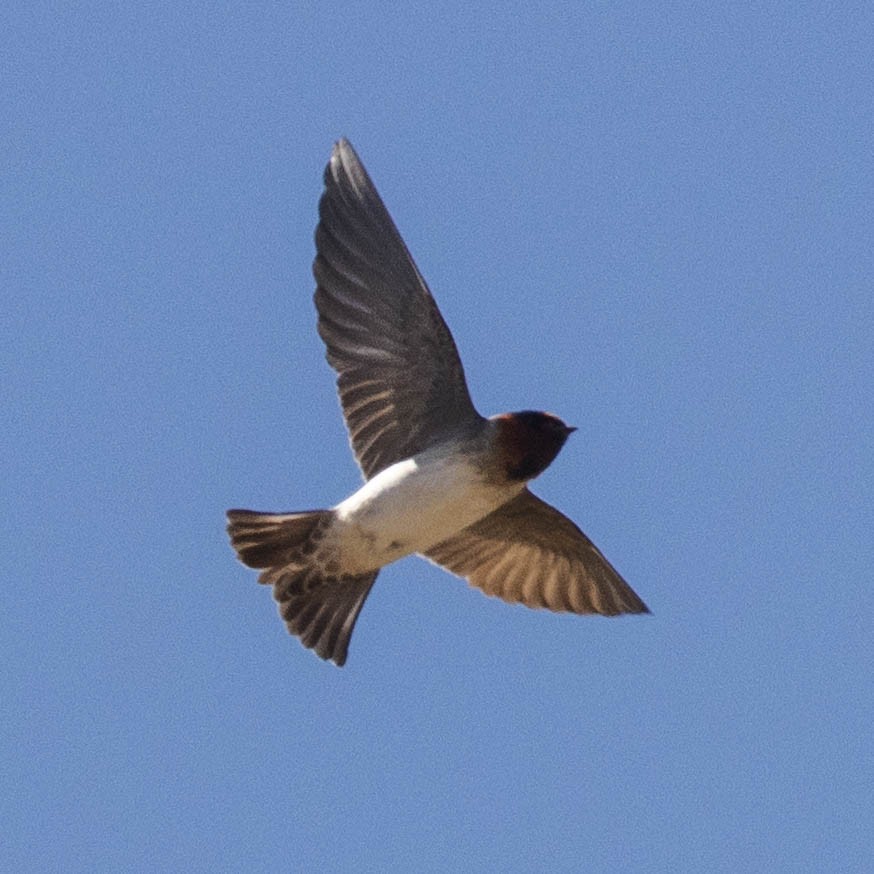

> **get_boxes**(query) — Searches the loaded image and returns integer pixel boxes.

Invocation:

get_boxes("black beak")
[564,425,578,436]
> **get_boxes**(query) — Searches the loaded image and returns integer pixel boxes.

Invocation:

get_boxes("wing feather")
[424,490,649,616]
[313,139,482,479]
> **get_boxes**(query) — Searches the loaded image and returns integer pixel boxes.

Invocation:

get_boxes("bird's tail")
[226,509,378,666]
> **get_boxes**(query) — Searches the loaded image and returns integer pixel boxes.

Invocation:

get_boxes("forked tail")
[226,509,378,666]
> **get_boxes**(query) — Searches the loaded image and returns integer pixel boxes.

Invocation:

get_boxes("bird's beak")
[564,425,578,436]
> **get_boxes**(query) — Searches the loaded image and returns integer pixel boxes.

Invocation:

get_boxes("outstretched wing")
[424,490,649,615]
[314,138,482,479]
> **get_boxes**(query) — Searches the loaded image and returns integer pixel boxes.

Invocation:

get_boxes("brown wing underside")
[424,490,649,616]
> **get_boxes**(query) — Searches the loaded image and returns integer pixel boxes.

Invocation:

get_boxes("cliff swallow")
[227,138,648,665]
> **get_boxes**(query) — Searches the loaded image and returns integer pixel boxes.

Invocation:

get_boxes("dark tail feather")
[226,509,378,666]
[227,508,329,570]
[272,567,378,666]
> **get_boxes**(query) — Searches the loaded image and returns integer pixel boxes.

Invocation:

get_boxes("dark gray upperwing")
[314,138,482,479]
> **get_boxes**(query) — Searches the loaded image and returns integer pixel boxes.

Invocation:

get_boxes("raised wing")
[314,139,482,479]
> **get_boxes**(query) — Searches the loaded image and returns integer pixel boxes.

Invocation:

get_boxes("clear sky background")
[4,3,872,872]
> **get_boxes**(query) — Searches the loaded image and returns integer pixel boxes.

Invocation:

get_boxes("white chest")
[331,449,520,571]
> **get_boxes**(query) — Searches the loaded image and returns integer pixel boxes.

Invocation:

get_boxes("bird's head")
[491,411,576,482]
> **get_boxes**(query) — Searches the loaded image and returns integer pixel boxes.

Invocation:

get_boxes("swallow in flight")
[227,139,648,665]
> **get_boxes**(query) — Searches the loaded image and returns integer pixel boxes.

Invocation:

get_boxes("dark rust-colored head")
[492,411,576,482]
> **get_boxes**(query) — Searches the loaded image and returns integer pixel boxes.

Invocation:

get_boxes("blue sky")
[4,3,873,872]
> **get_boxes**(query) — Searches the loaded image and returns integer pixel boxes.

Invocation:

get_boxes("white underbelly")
[331,450,519,571]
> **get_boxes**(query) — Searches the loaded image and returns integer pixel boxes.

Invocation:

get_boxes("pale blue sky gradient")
[3,3,872,872]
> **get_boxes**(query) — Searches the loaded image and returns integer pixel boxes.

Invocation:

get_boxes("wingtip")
[332,137,355,160]
[326,137,365,191]
[620,591,651,616]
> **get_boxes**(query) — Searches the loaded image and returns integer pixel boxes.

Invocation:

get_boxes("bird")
[227,138,648,666]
